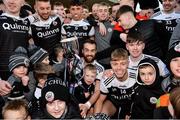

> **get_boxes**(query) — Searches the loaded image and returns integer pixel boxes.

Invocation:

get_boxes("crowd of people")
[0,0,180,119]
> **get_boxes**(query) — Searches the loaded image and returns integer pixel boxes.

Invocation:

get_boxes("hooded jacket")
[131,58,165,119]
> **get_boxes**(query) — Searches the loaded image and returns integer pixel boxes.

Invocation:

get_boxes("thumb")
[5,82,12,89]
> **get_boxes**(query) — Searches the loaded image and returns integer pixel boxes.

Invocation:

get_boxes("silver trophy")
[61,37,80,89]
[61,36,79,58]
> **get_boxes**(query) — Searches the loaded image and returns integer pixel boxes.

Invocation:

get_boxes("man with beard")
[74,39,104,81]
[28,0,62,55]
[73,39,104,117]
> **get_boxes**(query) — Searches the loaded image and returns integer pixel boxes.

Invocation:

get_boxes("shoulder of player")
[102,74,115,86]
[151,11,162,19]
[94,61,104,72]
[144,54,160,63]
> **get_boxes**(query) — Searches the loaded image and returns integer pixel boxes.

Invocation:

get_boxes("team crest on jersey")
[83,26,88,30]
[108,28,112,32]
[176,18,180,24]
[23,20,28,25]
[75,26,78,30]
[53,21,57,26]
[150,97,157,104]
[157,20,163,23]
[13,18,18,22]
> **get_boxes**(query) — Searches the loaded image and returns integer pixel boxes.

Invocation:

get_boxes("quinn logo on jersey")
[2,23,29,31]
[67,31,88,38]
[37,28,60,38]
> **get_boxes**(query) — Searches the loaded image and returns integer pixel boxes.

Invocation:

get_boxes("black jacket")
[74,80,95,103]
[41,95,81,119]
[130,58,165,119]
[97,20,166,61]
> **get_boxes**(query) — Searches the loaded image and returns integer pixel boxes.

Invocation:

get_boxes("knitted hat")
[29,47,48,64]
[8,46,30,72]
[41,76,70,106]
[166,42,180,69]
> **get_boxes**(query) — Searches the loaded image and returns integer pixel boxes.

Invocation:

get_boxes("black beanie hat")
[29,47,48,64]
[8,46,30,72]
[166,42,180,69]
[41,76,70,107]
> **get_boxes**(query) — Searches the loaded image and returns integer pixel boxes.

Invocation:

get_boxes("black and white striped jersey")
[0,13,30,72]
[28,14,61,54]
[151,11,180,55]
[61,19,95,51]
[151,11,180,33]
[100,70,136,107]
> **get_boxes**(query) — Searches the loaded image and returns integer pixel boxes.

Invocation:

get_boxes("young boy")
[50,44,65,79]
[25,46,50,101]
[2,100,31,120]
[94,48,136,119]
[130,58,165,119]
[30,63,55,119]
[74,64,97,118]
[40,76,81,119]
[126,30,169,79]
[7,46,30,101]
[154,42,180,119]
[52,1,66,22]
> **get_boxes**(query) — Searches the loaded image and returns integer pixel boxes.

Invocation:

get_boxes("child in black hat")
[6,46,30,101]
[154,42,180,119]
[40,76,81,119]
[29,63,55,119]
[29,46,49,65]
[26,46,50,101]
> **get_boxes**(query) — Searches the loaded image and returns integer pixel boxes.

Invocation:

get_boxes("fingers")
[0,81,11,96]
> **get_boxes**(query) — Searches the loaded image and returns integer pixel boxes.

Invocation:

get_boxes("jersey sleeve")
[157,59,170,77]
[88,26,95,37]
[100,77,109,94]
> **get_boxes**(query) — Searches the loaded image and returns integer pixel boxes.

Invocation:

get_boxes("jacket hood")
[137,58,161,88]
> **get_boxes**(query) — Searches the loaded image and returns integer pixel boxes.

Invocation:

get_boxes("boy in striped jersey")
[126,30,169,80]
[94,48,136,119]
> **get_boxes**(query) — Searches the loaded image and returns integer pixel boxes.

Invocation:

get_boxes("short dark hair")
[83,39,97,49]
[69,1,83,7]
[53,1,64,9]
[116,5,134,18]
[2,100,29,118]
[82,5,89,10]
[127,30,144,43]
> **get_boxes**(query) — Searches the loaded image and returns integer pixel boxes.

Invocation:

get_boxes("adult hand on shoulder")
[0,80,12,96]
